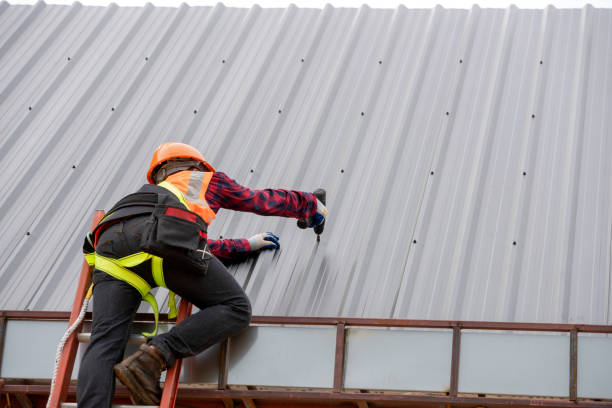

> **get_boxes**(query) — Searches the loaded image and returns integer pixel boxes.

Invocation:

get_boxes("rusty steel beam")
[218,337,231,390]
[570,329,578,402]
[449,325,461,397]
[0,311,175,322]
[249,316,612,333]
[174,388,612,408]
[0,311,73,320]
[0,384,129,399]
[2,384,611,408]
[333,323,346,393]
[0,312,6,376]
[1,312,611,334]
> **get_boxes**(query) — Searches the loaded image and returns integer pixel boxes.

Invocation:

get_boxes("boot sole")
[114,364,160,405]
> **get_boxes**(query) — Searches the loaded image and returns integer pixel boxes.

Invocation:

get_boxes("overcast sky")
[7,0,612,8]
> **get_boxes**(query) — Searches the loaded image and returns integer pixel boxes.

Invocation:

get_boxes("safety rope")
[46,284,93,408]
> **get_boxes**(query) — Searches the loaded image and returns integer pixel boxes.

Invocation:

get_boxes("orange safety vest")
[164,170,217,225]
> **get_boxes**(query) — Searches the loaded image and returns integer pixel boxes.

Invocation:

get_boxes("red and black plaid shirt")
[205,172,317,259]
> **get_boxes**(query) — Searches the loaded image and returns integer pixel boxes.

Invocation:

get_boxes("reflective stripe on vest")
[164,171,216,224]
[85,252,178,337]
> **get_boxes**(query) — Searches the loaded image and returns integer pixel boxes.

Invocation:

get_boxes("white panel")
[459,331,569,396]
[227,326,336,388]
[578,334,612,399]
[344,328,452,391]
[1,320,80,379]
[181,342,221,383]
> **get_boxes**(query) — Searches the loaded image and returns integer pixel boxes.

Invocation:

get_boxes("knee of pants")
[230,294,252,328]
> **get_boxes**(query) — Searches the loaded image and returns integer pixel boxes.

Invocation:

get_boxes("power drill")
[297,188,326,241]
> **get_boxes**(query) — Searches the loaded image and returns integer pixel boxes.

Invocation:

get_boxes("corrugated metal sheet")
[0,2,610,324]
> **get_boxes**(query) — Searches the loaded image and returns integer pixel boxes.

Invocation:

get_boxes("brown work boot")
[114,343,167,405]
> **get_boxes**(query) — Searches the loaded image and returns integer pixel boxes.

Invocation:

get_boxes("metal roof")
[0,2,611,324]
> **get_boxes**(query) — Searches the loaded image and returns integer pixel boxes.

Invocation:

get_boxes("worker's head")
[147,142,214,184]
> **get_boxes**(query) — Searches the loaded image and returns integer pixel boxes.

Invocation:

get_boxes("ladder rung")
[61,404,158,407]
[77,332,146,344]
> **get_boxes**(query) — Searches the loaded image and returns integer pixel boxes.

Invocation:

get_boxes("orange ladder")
[48,210,192,408]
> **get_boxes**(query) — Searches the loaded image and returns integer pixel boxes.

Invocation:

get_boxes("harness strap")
[158,180,189,207]
[151,256,178,319]
[85,252,178,337]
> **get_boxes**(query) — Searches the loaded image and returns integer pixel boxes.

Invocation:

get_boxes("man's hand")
[297,190,328,230]
[311,199,327,227]
[248,232,280,251]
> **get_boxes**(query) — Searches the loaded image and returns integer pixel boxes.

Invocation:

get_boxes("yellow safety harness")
[83,181,190,337]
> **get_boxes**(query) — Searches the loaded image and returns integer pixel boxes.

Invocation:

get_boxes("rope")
[46,284,93,408]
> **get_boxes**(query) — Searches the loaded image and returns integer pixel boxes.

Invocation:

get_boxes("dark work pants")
[76,218,252,408]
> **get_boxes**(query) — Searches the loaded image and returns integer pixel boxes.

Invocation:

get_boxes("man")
[77,142,327,407]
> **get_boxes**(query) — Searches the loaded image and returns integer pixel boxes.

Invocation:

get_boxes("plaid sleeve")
[206,172,317,218]
[207,238,251,260]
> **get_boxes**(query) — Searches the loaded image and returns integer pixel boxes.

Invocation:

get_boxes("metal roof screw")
[301,58,304,62]
[278,109,282,114]
[340,169,344,173]
[28,106,32,111]
[531,114,535,118]
[522,171,527,176]
[250,169,254,173]
[193,109,198,114]
[459,59,463,63]
[222,59,226,64]
[445,112,450,116]
[378,60,382,64]
[413,240,417,244]
[361,112,365,116]
[430,171,434,175]
[26,232,31,236]
[513,241,517,246]
[111,107,115,112]
[67,57,71,61]
[219,235,223,239]
[540,60,543,65]
[72,165,76,169]
[145,57,149,61]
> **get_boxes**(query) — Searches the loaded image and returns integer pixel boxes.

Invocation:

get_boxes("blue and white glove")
[297,198,328,229]
[248,232,280,251]
[310,199,327,227]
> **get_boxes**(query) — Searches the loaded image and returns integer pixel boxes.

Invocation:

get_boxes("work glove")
[310,199,327,227]
[297,193,327,229]
[248,232,280,251]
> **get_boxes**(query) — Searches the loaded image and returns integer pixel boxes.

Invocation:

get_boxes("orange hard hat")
[147,142,215,184]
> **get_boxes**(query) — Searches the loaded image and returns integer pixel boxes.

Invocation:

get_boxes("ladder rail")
[48,210,105,408]
[159,299,193,408]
